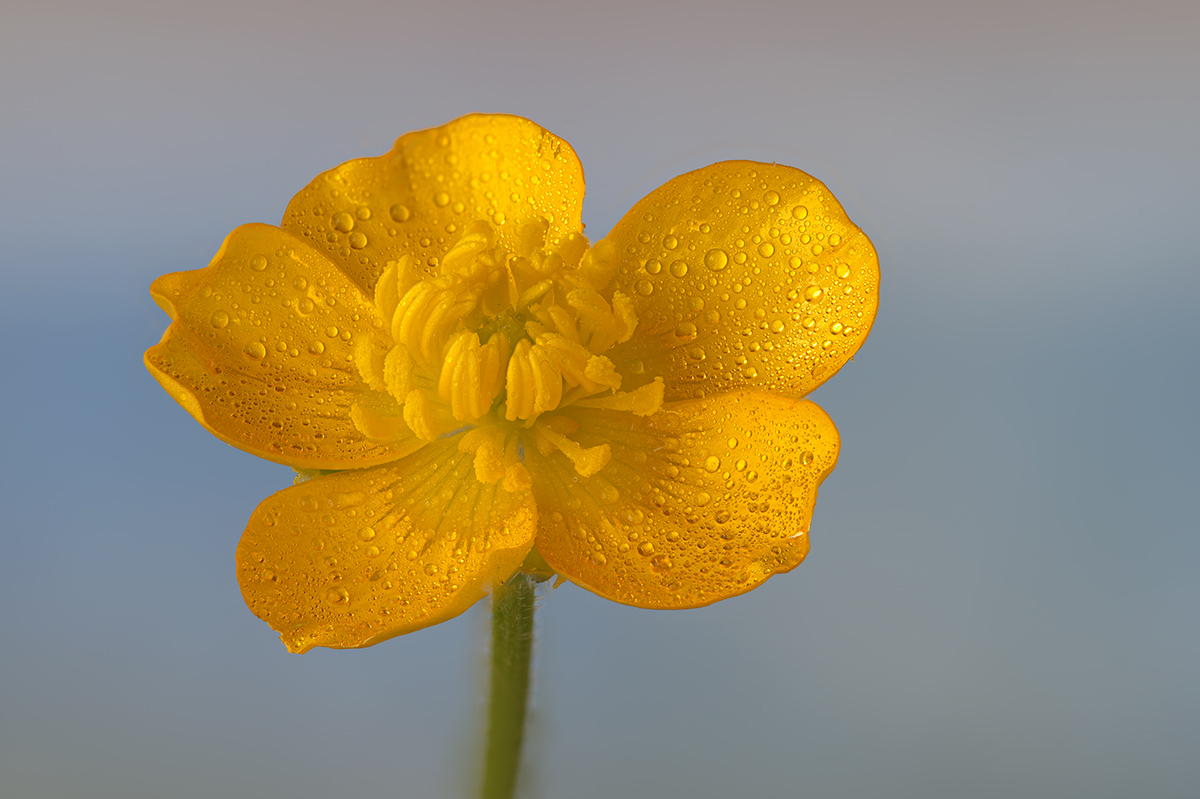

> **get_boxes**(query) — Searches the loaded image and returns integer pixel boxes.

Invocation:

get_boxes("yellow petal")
[144,223,419,470]
[236,439,537,652]
[605,162,879,400]
[528,391,840,608]
[280,114,586,296]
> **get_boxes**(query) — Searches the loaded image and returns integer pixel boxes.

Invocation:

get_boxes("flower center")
[352,219,664,489]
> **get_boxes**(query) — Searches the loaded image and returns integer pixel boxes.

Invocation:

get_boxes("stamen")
[534,422,611,477]
[574,377,664,416]
[353,337,388,392]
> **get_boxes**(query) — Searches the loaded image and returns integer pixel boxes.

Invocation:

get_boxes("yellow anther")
[611,290,638,344]
[505,339,563,421]
[403,388,451,442]
[440,222,494,278]
[392,280,441,347]
[535,423,611,478]
[583,355,621,392]
[383,346,413,404]
[350,399,410,441]
[478,332,509,408]
[353,337,388,392]
[578,238,617,292]
[502,462,532,492]
[533,332,592,389]
[458,426,507,483]
[529,344,563,415]
[555,230,589,268]
[517,217,550,259]
[542,303,581,342]
[517,279,554,311]
[575,377,664,416]
[374,258,403,322]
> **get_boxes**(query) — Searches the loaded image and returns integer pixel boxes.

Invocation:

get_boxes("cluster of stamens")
[351,219,664,490]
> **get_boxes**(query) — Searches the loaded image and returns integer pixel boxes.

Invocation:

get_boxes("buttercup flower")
[146,114,878,653]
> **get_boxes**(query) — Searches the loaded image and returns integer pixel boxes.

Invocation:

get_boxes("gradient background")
[3,1,1198,797]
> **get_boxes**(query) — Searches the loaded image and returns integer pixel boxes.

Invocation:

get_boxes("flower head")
[146,114,878,653]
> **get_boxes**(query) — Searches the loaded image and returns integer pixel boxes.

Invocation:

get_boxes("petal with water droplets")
[604,162,879,401]
[528,391,839,608]
[144,223,422,470]
[281,114,586,295]
[237,438,537,652]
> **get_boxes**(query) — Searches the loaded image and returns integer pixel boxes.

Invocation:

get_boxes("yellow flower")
[145,114,879,653]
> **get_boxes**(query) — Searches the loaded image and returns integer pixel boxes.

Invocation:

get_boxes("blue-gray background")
[3,1,1197,797]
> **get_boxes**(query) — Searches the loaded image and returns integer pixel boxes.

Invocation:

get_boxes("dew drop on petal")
[210,310,229,328]
[389,204,411,222]
[704,249,728,271]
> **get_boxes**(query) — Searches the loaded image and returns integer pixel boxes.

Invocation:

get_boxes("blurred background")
[3,1,1198,797]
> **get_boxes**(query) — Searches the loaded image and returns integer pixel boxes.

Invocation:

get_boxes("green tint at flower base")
[145,113,879,653]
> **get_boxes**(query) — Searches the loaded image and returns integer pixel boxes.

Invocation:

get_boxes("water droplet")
[674,321,697,340]
[434,192,451,207]
[348,231,368,249]
[650,554,672,571]
[764,190,780,206]
[492,211,506,225]
[389,204,411,222]
[297,297,315,314]
[704,248,728,271]
[210,310,229,328]
[331,211,355,232]
[637,541,655,556]
[804,286,823,301]
[746,470,759,483]
[244,341,267,360]
[687,346,706,361]
[355,206,372,220]
[358,527,376,541]
[364,545,380,558]
[663,234,679,250]
[770,320,786,333]
[835,263,851,279]
[326,587,350,605]
[829,234,841,246]
[249,254,268,271]
[705,456,721,472]
[292,276,308,291]
[599,485,621,504]
[694,492,711,506]
[801,315,816,329]
[669,260,688,277]
[830,322,844,334]
[645,259,662,275]
[309,341,325,355]
[423,563,438,576]
[792,205,809,220]
[801,451,815,466]
[758,242,775,257]
[635,279,654,296]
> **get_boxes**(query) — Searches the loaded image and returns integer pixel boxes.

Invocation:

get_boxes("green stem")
[481,572,535,799]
